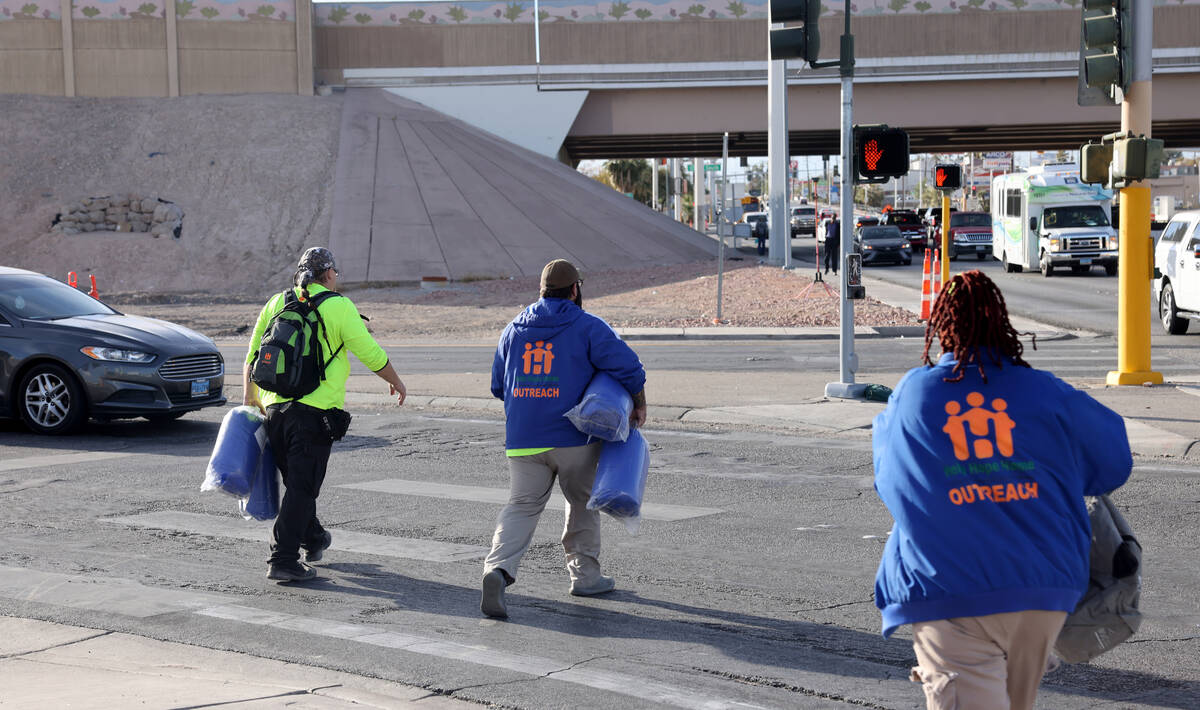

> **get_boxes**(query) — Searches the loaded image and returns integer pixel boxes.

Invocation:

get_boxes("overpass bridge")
[313,1,1200,159]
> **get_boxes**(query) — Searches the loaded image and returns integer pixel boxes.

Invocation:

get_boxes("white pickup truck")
[1154,210,1200,334]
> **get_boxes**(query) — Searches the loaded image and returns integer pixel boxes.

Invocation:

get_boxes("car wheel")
[1105,263,1118,276]
[1160,282,1189,335]
[903,258,913,266]
[18,363,86,435]
[1002,251,1017,273]
[976,253,987,261]
[1071,264,1089,274]
[1040,252,1054,277]
[949,250,958,261]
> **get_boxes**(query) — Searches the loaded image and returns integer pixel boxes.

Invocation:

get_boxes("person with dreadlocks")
[244,247,407,582]
[870,270,1131,710]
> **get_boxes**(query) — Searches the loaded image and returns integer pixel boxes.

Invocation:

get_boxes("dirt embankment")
[0,93,343,296]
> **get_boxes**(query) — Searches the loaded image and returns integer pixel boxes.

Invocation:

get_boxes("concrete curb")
[348,390,1195,458]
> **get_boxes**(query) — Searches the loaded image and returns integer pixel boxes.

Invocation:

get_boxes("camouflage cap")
[297,247,337,275]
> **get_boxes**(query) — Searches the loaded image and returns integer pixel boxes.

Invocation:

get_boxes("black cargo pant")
[264,401,333,565]
[824,238,840,273]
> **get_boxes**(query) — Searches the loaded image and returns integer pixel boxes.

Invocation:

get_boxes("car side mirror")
[1029,218,1037,231]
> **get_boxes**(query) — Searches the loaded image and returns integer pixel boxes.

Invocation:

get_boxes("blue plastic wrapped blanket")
[202,406,265,498]
[587,429,650,534]
[241,443,280,521]
[564,372,633,442]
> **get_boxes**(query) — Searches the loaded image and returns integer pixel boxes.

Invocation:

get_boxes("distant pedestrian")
[824,216,840,274]
[753,218,768,256]
[481,259,647,619]
[871,270,1131,710]
[244,247,407,583]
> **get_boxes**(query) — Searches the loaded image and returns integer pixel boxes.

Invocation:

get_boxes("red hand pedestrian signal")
[854,126,908,184]
[864,140,883,171]
[933,164,962,190]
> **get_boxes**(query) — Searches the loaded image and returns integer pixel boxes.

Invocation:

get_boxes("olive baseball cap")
[540,259,582,291]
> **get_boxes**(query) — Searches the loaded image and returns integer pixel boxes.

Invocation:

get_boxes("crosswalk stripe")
[0,451,132,473]
[102,511,487,562]
[0,564,223,618]
[336,479,723,522]
[197,604,766,710]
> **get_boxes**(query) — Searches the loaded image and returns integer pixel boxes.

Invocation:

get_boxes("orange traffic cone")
[919,249,933,320]
[932,250,943,296]
[88,274,99,300]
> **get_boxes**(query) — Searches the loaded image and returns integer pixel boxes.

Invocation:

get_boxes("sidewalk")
[0,616,472,709]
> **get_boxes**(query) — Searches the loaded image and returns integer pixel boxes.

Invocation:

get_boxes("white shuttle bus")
[991,164,1118,277]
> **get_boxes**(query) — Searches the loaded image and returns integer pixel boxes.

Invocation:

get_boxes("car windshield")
[746,214,766,223]
[792,208,815,216]
[0,274,115,320]
[888,213,921,225]
[1043,205,1110,228]
[951,213,992,227]
[862,226,902,240]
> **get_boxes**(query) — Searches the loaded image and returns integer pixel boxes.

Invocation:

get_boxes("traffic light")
[1081,0,1130,98]
[769,0,820,65]
[1080,140,1113,185]
[853,126,909,184]
[934,164,962,191]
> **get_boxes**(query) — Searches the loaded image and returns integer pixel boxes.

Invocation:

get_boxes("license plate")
[977,245,987,251]
[1079,258,1093,265]
[191,379,209,398]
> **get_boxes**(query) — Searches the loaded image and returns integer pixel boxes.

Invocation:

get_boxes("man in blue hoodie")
[872,271,1131,710]
[481,259,647,619]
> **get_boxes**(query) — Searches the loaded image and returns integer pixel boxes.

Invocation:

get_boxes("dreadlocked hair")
[921,270,1035,383]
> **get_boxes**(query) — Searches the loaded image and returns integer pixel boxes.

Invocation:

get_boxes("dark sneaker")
[304,531,333,563]
[569,575,615,597]
[267,562,317,583]
[480,569,508,619]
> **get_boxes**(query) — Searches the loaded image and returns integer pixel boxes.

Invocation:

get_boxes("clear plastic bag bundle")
[587,429,650,534]
[240,442,280,521]
[564,372,633,442]
[201,406,266,498]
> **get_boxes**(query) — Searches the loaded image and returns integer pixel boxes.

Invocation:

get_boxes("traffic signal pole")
[825,5,862,399]
[1107,0,1162,385]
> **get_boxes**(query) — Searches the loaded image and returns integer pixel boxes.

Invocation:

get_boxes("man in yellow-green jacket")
[244,247,406,583]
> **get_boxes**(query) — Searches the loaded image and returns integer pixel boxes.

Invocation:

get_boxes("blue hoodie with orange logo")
[492,298,646,450]
[871,352,1132,637]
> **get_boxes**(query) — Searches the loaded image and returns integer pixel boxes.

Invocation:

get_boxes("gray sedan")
[0,266,226,434]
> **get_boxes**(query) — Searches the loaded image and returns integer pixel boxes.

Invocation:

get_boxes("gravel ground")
[111,260,919,342]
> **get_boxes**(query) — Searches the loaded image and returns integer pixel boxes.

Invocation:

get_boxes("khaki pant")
[484,442,604,585]
[910,610,1067,710]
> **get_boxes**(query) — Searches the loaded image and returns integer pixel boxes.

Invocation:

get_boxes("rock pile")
[53,195,184,238]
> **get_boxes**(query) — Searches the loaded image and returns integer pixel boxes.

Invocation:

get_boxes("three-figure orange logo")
[522,341,554,375]
[943,392,1016,461]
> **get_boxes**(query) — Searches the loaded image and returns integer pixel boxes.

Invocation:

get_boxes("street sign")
[704,164,721,172]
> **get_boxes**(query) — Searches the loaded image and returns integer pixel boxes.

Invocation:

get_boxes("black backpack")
[250,290,344,399]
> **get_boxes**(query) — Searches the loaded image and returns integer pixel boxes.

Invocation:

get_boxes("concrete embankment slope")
[329,89,714,284]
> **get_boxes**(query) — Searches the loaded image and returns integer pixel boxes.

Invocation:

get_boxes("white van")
[1153,210,1200,334]
[991,164,1118,277]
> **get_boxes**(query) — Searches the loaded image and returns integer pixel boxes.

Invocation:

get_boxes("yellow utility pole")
[1106,2,1161,386]
[941,193,951,284]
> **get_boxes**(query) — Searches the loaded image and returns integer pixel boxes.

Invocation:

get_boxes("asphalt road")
[761,236,1129,336]
[3,334,1200,708]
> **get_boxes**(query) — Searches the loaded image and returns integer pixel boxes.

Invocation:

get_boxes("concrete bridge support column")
[59,0,74,97]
